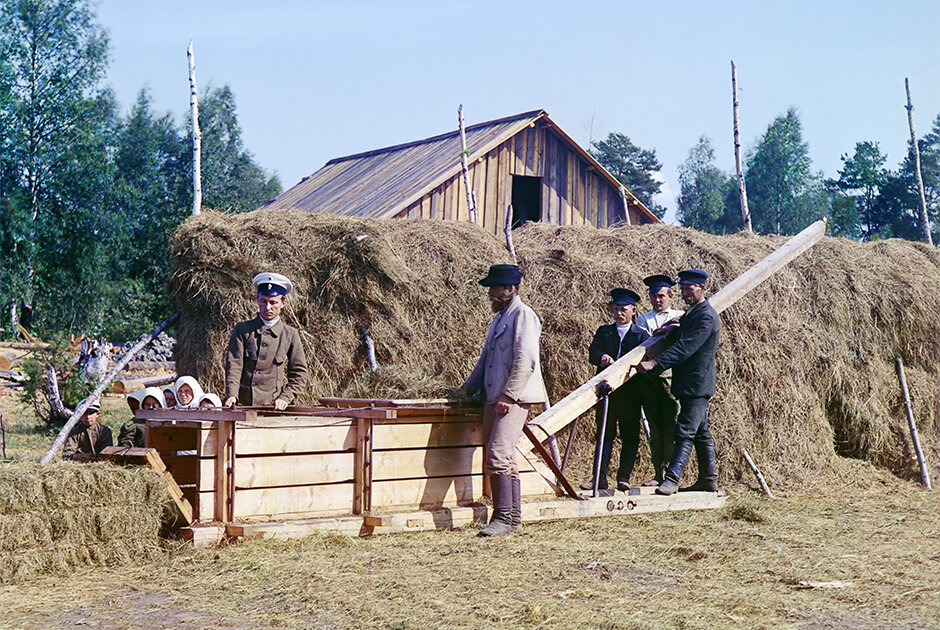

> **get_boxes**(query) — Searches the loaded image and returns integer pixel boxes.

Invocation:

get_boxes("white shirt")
[636,308,684,336]
[615,322,631,341]
[260,315,280,328]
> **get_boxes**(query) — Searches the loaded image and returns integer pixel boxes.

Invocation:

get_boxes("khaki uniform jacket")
[117,419,146,448]
[62,422,113,459]
[463,296,546,405]
[225,317,308,406]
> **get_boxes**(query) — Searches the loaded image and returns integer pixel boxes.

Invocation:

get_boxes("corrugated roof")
[264,110,546,218]
[263,109,660,224]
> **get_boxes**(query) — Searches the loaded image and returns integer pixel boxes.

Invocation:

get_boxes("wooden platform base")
[179,490,726,547]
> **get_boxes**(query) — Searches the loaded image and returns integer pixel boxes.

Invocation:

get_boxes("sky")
[96,1,940,224]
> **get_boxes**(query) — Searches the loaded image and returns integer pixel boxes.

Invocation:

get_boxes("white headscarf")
[173,376,205,409]
[197,393,222,408]
[139,386,167,409]
[127,389,147,404]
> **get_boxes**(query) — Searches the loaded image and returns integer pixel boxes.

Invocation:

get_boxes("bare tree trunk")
[732,60,753,232]
[504,205,517,263]
[619,186,632,226]
[362,327,378,371]
[458,105,477,223]
[40,313,179,464]
[188,41,203,217]
[46,364,73,421]
[905,78,933,246]
[9,301,18,341]
[896,356,932,489]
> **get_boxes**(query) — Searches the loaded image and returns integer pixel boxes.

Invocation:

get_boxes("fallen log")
[523,220,826,452]
[112,373,177,395]
[39,313,179,464]
[0,341,50,350]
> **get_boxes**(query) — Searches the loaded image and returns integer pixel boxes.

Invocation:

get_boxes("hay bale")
[0,461,170,583]
[169,209,940,488]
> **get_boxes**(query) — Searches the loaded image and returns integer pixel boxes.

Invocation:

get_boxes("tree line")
[0,0,279,341]
[591,108,940,242]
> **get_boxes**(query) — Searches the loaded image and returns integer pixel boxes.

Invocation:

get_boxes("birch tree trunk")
[504,205,517,263]
[619,186,632,226]
[732,61,752,232]
[188,41,203,217]
[905,78,933,246]
[458,105,477,223]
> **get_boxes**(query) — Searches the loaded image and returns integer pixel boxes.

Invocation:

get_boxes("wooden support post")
[905,78,933,245]
[732,60,752,232]
[522,425,581,500]
[523,220,826,452]
[215,419,235,522]
[458,104,477,223]
[188,41,202,217]
[504,204,517,263]
[896,357,932,489]
[742,449,773,498]
[354,417,374,513]
[619,186,631,226]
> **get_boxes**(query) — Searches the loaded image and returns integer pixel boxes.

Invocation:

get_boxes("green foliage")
[18,334,93,426]
[827,141,889,240]
[746,108,829,235]
[676,136,742,234]
[0,1,281,341]
[589,132,665,219]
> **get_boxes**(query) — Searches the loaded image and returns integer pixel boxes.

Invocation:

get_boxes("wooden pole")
[905,78,933,246]
[895,356,932,489]
[732,61,752,232]
[1,412,6,460]
[39,313,179,463]
[742,449,773,498]
[619,186,632,226]
[363,327,378,371]
[504,204,517,263]
[458,105,477,223]
[188,41,202,217]
[523,219,826,450]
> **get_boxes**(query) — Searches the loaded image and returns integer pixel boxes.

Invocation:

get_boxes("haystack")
[0,461,171,583]
[169,209,940,488]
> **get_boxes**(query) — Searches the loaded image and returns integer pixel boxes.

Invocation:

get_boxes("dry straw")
[0,461,171,583]
[170,209,940,489]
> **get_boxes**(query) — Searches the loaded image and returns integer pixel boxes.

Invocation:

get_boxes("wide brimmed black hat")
[610,288,640,306]
[479,264,522,287]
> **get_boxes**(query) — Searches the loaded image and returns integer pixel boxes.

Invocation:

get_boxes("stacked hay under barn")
[170,209,940,489]
[0,462,171,583]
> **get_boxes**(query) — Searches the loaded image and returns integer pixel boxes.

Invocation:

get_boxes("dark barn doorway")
[511,176,541,228]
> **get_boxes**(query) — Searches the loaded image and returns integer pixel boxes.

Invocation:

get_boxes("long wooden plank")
[227,483,355,519]
[226,516,366,541]
[525,491,726,522]
[372,445,539,481]
[364,505,488,531]
[371,421,483,449]
[196,453,355,491]
[523,220,828,450]
[371,471,550,510]
[202,424,356,455]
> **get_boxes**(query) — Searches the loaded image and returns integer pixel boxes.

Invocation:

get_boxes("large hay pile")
[170,209,940,488]
[0,462,171,583]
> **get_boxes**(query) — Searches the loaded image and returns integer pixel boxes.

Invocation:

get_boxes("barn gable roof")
[263,109,659,224]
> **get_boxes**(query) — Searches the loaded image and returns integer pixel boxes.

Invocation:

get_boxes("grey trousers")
[482,401,530,477]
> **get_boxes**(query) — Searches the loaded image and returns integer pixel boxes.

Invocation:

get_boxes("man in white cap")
[62,396,113,461]
[224,272,308,410]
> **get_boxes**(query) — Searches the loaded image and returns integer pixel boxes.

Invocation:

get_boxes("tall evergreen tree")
[828,141,889,240]
[589,132,665,219]
[745,108,828,235]
[676,136,740,234]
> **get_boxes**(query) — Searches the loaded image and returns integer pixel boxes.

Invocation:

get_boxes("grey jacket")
[464,296,546,404]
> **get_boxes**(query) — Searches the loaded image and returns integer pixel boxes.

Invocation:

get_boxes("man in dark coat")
[224,272,308,410]
[62,397,112,461]
[581,288,650,491]
[637,269,720,495]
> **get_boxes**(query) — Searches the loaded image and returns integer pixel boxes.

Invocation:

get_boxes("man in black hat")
[635,274,684,486]
[463,264,546,536]
[637,269,720,495]
[224,272,308,410]
[581,288,650,491]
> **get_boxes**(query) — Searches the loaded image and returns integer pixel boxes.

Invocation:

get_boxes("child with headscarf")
[162,385,177,408]
[118,387,166,447]
[197,393,223,409]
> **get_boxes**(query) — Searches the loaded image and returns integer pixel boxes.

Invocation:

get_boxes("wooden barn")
[263,109,660,234]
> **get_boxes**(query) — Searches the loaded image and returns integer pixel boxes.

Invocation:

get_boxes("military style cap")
[252,272,293,297]
[83,396,101,413]
[643,274,676,293]
[479,264,522,287]
[610,288,640,306]
[677,269,709,285]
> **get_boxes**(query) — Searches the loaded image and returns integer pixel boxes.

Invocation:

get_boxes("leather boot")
[641,466,664,487]
[616,444,638,491]
[657,438,693,496]
[680,437,718,492]
[479,475,514,537]
[580,440,613,490]
[510,476,521,530]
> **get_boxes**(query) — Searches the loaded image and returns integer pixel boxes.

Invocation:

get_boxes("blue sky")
[97,1,940,223]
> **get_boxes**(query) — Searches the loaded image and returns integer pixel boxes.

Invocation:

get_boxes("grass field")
[1,390,938,629]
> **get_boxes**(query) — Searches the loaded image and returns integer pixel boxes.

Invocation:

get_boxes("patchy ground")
[1,466,937,630]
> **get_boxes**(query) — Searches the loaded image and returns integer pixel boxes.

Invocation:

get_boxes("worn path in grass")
[2,464,937,630]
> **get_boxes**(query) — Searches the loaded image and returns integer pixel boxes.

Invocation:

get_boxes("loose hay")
[170,209,940,489]
[0,461,171,583]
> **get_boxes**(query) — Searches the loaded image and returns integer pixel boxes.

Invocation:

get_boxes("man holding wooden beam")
[636,269,720,495]
[463,264,546,537]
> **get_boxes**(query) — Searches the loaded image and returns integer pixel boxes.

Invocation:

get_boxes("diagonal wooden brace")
[523,425,583,500]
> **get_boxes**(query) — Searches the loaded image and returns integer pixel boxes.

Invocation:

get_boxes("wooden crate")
[139,402,559,524]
